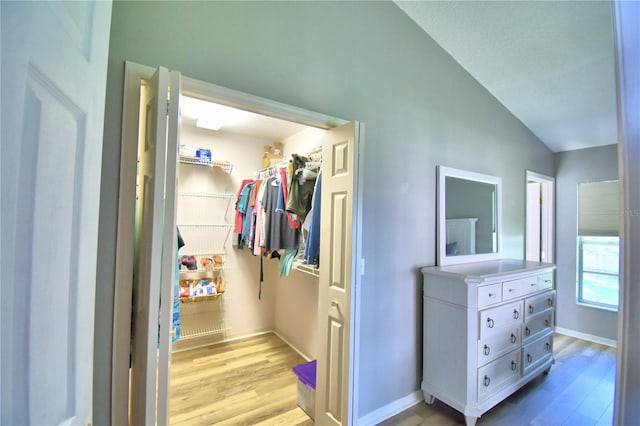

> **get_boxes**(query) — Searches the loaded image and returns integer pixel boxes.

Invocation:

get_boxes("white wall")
[272,127,327,360]
[554,144,619,341]
[174,123,323,358]
[98,2,555,421]
[174,125,276,347]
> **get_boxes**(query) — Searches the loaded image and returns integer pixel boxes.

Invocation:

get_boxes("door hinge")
[166,100,170,115]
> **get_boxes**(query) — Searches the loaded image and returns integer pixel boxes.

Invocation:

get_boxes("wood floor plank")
[170,333,312,425]
[378,334,615,426]
[171,333,613,425]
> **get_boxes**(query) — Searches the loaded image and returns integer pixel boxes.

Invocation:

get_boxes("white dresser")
[421,259,556,426]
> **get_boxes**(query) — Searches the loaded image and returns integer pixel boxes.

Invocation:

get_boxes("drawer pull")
[488,292,495,298]
[486,318,495,328]
[525,327,531,336]
[508,288,514,293]
[545,319,550,327]
[510,333,517,343]
[545,279,552,284]
[513,309,520,320]
[527,353,533,363]
[483,344,490,356]
[511,360,518,371]
[530,282,537,287]
[545,342,551,352]
[483,375,491,387]
[528,304,534,314]
[548,298,553,307]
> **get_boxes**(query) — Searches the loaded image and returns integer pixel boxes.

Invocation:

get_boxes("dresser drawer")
[523,333,553,374]
[477,350,521,401]
[478,283,502,307]
[479,301,523,339]
[477,327,520,366]
[537,272,554,290]
[524,290,555,320]
[523,311,553,344]
[502,276,539,300]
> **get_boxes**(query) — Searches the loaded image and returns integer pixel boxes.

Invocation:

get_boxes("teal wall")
[98,1,554,419]
[555,144,619,341]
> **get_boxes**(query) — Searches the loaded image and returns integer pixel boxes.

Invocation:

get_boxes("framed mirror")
[437,166,502,266]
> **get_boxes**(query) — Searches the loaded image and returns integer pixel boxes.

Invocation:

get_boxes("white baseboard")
[272,330,313,362]
[555,327,617,348]
[357,390,423,426]
[172,330,272,353]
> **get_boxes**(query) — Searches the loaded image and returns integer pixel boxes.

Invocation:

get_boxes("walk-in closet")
[169,95,325,423]
[121,65,360,425]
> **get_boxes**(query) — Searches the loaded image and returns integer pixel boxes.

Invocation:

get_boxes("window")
[577,180,620,310]
[577,236,619,309]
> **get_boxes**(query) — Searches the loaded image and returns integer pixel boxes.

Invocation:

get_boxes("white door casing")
[613,1,640,424]
[526,181,541,262]
[316,122,361,426]
[129,66,180,425]
[0,1,111,424]
[157,70,181,426]
[116,67,362,423]
[525,171,555,263]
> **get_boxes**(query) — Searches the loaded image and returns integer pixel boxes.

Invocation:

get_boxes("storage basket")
[292,360,316,420]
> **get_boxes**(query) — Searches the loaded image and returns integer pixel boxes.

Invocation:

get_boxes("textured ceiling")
[395,0,618,153]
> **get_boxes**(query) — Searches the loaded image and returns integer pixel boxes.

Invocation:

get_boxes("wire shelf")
[293,258,320,278]
[179,156,234,172]
[178,191,234,199]
[177,191,234,223]
[177,224,233,254]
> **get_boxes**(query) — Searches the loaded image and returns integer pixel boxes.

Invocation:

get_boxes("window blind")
[578,180,619,236]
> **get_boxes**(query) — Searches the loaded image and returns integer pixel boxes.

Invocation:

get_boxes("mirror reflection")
[437,166,502,266]
[445,176,497,256]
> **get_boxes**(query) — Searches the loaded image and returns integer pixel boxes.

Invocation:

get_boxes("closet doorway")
[525,171,555,263]
[114,62,363,426]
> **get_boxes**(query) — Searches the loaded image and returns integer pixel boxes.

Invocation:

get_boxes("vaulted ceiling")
[395,0,618,153]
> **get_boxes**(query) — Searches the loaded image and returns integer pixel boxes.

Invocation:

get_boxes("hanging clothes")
[172,231,182,342]
[279,248,298,277]
[253,179,267,256]
[249,179,263,252]
[287,153,317,224]
[264,176,299,251]
[240,182,256,248]
[304,170,322,266]
[235,179,255,246]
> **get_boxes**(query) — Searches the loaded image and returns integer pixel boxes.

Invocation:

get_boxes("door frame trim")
[613,1,639,423]
[112,61,155,426]
[525,170,555,263]
[114,61,363,425]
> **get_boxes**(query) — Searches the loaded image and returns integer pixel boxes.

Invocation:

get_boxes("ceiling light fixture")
[195,118,222,131]
[182,95,252,131]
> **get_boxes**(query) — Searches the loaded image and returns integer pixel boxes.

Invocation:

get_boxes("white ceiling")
[181,95,310,141]
[395,0,618,153]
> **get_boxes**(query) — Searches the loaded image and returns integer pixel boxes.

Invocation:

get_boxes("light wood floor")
[379,334,616,426]
[170,332,314,425]
[170,333,615,426]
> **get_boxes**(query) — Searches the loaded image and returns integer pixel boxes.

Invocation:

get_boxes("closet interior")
[171,95,326,366]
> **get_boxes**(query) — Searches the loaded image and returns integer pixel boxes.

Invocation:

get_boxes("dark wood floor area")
[170,332,314,425]
[379,334,616,426]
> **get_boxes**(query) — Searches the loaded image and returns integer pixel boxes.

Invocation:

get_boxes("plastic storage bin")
[292,360,316,419]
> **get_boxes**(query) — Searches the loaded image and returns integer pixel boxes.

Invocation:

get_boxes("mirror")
[437,166,502,266]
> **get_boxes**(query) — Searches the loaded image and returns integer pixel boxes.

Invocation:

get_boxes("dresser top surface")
[422,259,556,281]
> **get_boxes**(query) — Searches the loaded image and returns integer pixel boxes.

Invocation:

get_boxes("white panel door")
[129,66,180,425]
[316,122,361,426]
[0,1,112,425]
[157,70,181,426]
[526,181,542,261]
